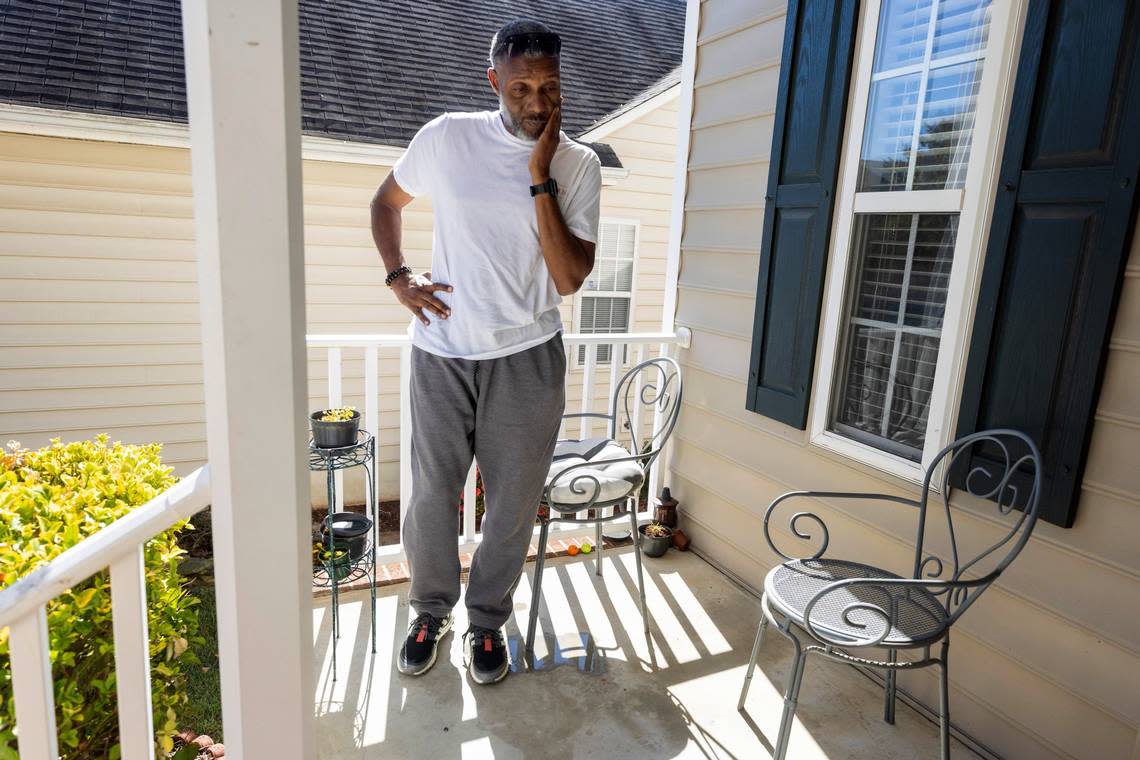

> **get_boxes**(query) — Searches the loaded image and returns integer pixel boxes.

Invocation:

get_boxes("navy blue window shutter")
[745,0,860,428]
[953,0,1140,527]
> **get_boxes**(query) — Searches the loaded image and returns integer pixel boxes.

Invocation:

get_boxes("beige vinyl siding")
[0,133,205,479]
[556,98,679,442]
[669,2,1140,760]
[0,99,676,502]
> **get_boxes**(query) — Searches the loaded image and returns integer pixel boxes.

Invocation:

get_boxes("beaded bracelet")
[384,264,412,287]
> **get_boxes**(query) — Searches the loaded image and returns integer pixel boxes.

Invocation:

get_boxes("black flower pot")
[310,409,360,448]
[638,522,673,558]
[323,511,372,560]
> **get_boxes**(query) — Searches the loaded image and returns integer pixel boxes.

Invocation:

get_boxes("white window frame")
[574,216,641,368]
[809,0,1031,483]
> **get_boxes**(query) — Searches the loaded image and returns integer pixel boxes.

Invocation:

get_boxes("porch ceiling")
[312,548,978,759]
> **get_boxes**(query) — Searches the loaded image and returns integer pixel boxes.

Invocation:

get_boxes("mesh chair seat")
[765,559,949,647]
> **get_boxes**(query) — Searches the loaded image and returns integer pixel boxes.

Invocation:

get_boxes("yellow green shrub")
[0,435,202,759]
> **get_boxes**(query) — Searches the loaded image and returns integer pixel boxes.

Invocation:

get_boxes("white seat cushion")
[545,437,644,507]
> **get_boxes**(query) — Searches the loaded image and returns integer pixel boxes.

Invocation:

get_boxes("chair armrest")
[800,575,990,648]
[763,491,920,562]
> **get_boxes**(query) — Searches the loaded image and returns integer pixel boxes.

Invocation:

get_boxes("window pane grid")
[832,213,958,460]
[579,221,636,366]
[576,296,630,364]
[859,0,991,192]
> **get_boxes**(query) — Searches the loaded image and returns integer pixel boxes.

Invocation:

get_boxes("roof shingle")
[0,0,685,155]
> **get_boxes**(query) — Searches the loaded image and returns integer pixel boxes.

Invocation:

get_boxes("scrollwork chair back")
[609,355,683,471]
[912,429,1043,623]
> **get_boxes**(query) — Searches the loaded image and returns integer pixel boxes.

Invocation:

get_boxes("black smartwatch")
[529,177,559,197]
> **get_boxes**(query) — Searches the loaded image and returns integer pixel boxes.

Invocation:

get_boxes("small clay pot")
[671,528,690,551]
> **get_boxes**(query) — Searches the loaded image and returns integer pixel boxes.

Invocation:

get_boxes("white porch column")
[656,0,701,499]
[181,1,314,757]
[660,0,701,336]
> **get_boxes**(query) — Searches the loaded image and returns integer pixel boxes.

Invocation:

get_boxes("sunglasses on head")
[493,31,562,60]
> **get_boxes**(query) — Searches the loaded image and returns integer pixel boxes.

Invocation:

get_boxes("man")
[369,19,601,685]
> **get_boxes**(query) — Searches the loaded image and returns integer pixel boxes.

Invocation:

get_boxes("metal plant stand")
[309,430,377,679]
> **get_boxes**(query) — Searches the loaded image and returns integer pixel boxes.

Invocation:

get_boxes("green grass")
[180,583,223,741]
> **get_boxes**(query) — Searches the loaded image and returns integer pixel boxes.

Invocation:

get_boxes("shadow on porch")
[311,548,978,759]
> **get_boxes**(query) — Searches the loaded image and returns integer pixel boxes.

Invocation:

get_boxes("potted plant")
[310,405,360,448]
[638,521,673,558]
[316,539,354,580]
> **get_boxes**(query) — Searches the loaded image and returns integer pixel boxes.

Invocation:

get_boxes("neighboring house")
[0,0,684,501]
[670,1,1140,759]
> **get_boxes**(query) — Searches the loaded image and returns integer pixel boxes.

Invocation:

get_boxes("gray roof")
[0,0,685,167]
[583,65,682,135]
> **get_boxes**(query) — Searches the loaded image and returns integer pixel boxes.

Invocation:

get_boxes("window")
[576,220,637,366]
[811,0,1023,478]
[832,212,956,460]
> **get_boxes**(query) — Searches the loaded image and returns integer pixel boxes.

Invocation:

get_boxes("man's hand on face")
[528,98,562,182]
[392,270,452,326]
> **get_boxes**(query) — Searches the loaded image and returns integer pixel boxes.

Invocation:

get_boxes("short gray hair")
[489,19,559,67]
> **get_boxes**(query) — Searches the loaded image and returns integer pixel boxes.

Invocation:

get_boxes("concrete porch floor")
[312,546,977,759]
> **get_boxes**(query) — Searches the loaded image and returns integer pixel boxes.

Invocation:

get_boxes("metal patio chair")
[738,429,1042,760]
[524,355,683,658]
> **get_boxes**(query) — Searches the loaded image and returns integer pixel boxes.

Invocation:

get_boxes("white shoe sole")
[470,660,510,685]
[465,631,510,685]
[397,617,453,676]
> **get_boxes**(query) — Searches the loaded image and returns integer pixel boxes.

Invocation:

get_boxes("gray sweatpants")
[403,331,566,630]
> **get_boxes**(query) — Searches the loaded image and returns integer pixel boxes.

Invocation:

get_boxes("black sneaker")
[463,625,510,685]
[397,612,453,676]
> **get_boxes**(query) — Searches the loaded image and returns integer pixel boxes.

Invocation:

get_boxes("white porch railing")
[306,328,691,560]
[0,466,212,760]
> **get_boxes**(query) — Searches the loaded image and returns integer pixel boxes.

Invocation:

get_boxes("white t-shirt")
[391,110,602,360]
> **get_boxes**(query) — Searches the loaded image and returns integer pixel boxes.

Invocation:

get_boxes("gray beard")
[499,103,538,143]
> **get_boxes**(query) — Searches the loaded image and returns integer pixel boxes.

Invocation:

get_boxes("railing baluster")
[562,339,573,439]
[571,342,597,534]
[327,347,344,512]
[463,459,477,542]
[606,341,621,435]
[580,342,596,440]
[9,606,59,760]
[399,343,413,536]
[364,346,379,521]
[631,344,646,464]
[646,343,668,509]
[603,341,621,523]
[110,545,155,760]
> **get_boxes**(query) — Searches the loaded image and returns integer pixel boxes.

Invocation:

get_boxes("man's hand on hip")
[392,270,452,326]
